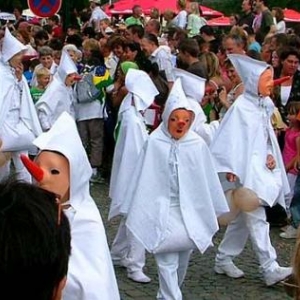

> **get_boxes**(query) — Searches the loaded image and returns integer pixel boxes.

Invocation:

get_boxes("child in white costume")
[122,79,229,300]
[21,112,120,300]
[0,27,42,182]
[210,54,292,286]
[35,50,78,131]
[109,68,159,283]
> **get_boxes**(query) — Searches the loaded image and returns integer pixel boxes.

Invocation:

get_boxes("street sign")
[27,0,62,18]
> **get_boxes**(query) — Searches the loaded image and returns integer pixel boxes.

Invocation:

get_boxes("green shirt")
[30,87,45,104]
[125,16,143,27]
[260,9,274,40]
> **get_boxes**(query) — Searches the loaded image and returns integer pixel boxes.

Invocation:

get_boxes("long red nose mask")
[273,76,291,86]
[20,154,44,182]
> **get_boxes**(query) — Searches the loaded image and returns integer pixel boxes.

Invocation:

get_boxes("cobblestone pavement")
[91,183,294,300]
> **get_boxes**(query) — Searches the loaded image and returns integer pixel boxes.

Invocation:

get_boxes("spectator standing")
[125,5,144,27]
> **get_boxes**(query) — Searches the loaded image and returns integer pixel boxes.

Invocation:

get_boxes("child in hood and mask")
[121,79,229,300]
[210,54,292,286]
[109,68,159,283]
[35,50,79,131]
[20,112,120,300]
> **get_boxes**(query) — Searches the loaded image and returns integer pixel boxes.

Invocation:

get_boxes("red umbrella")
[284,8,300,23]
[105,0,223,17]
[207,16,230,26]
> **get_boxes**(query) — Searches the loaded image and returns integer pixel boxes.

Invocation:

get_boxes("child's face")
[65,73,78,86]
[168,109,193,140]
[35,151,70,203]
[67,50,78,63]
[37,75,50,88]
[258,68,273,97]
[40,55,53,69]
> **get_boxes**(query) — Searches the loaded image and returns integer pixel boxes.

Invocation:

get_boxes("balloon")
[0,139,11,167]
[232,187,260,212]
[218,189,240,226]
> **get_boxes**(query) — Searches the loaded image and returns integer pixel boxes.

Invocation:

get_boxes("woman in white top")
[272,7,286,34]
[174,0,188,29]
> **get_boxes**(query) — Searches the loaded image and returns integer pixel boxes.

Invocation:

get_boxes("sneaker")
[214,263,245,278]
[264,266,292,286]
[90,173,105,184]
[127,271,151,283]
[280,225,298,239]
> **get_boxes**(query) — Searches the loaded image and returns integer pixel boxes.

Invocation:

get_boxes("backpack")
[75,72,101,104]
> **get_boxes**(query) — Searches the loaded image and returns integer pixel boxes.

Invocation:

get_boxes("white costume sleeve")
[38,110,51,131]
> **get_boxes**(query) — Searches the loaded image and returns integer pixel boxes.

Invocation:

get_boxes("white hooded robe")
[210,54,289,207]
[123,79,229,254]
[33,112,120,300]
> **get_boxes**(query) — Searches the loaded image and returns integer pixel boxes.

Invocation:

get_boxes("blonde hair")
[189,2,200,16]
[177,0,186,9]
[35,67,51,78]
[199,51,221,79]
[82,38,99,51]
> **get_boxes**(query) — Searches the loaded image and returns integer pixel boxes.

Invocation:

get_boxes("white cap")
[227,54,270,97]
[1,27,26,63]
[174,68,206,103]
[33,112,92,208]
[162,78,192,125]
[89,0,101,3]
[124,69,159,112]
[57,50,78,82]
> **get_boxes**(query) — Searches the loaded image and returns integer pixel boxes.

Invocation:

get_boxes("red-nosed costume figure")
[21,112,120,300]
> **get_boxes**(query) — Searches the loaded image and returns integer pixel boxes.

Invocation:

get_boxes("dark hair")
[143,33,159,47]
[48,38,63,51]
[0,180,71,300]
[178,38,200,58]
[35,30,49,41]
[65,34,83,49]
[82,26,96,39]
[127,24,144,39]
[200,25,215,36]
[49,15,60,24]
[43,24,53,35]
[125,42,148,70]
[279,47,300,62]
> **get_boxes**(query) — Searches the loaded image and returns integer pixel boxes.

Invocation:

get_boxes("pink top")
[283,127,300,175]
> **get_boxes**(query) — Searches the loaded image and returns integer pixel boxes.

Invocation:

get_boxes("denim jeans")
[290,173,300,228]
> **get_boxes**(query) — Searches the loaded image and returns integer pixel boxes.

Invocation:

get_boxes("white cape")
[109,69,158,220]
[123,79,229,254]
[123,126,229,253]
[108,101,149,219]
[33,112,120,300]
[210,95,289,207]
[210,54,289,208]
[0,61,42,143]
[35,75,75,129]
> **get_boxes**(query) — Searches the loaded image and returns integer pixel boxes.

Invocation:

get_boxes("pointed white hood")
[121,68,159,112]
[57,50,78,83]
[227,54,270,98]
[33,112,92,210]
[1,27,26,63]
[174,68,206,103]
[162,78,193,126]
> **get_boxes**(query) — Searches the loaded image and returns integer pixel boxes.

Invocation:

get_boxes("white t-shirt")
[174,10,187,29]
